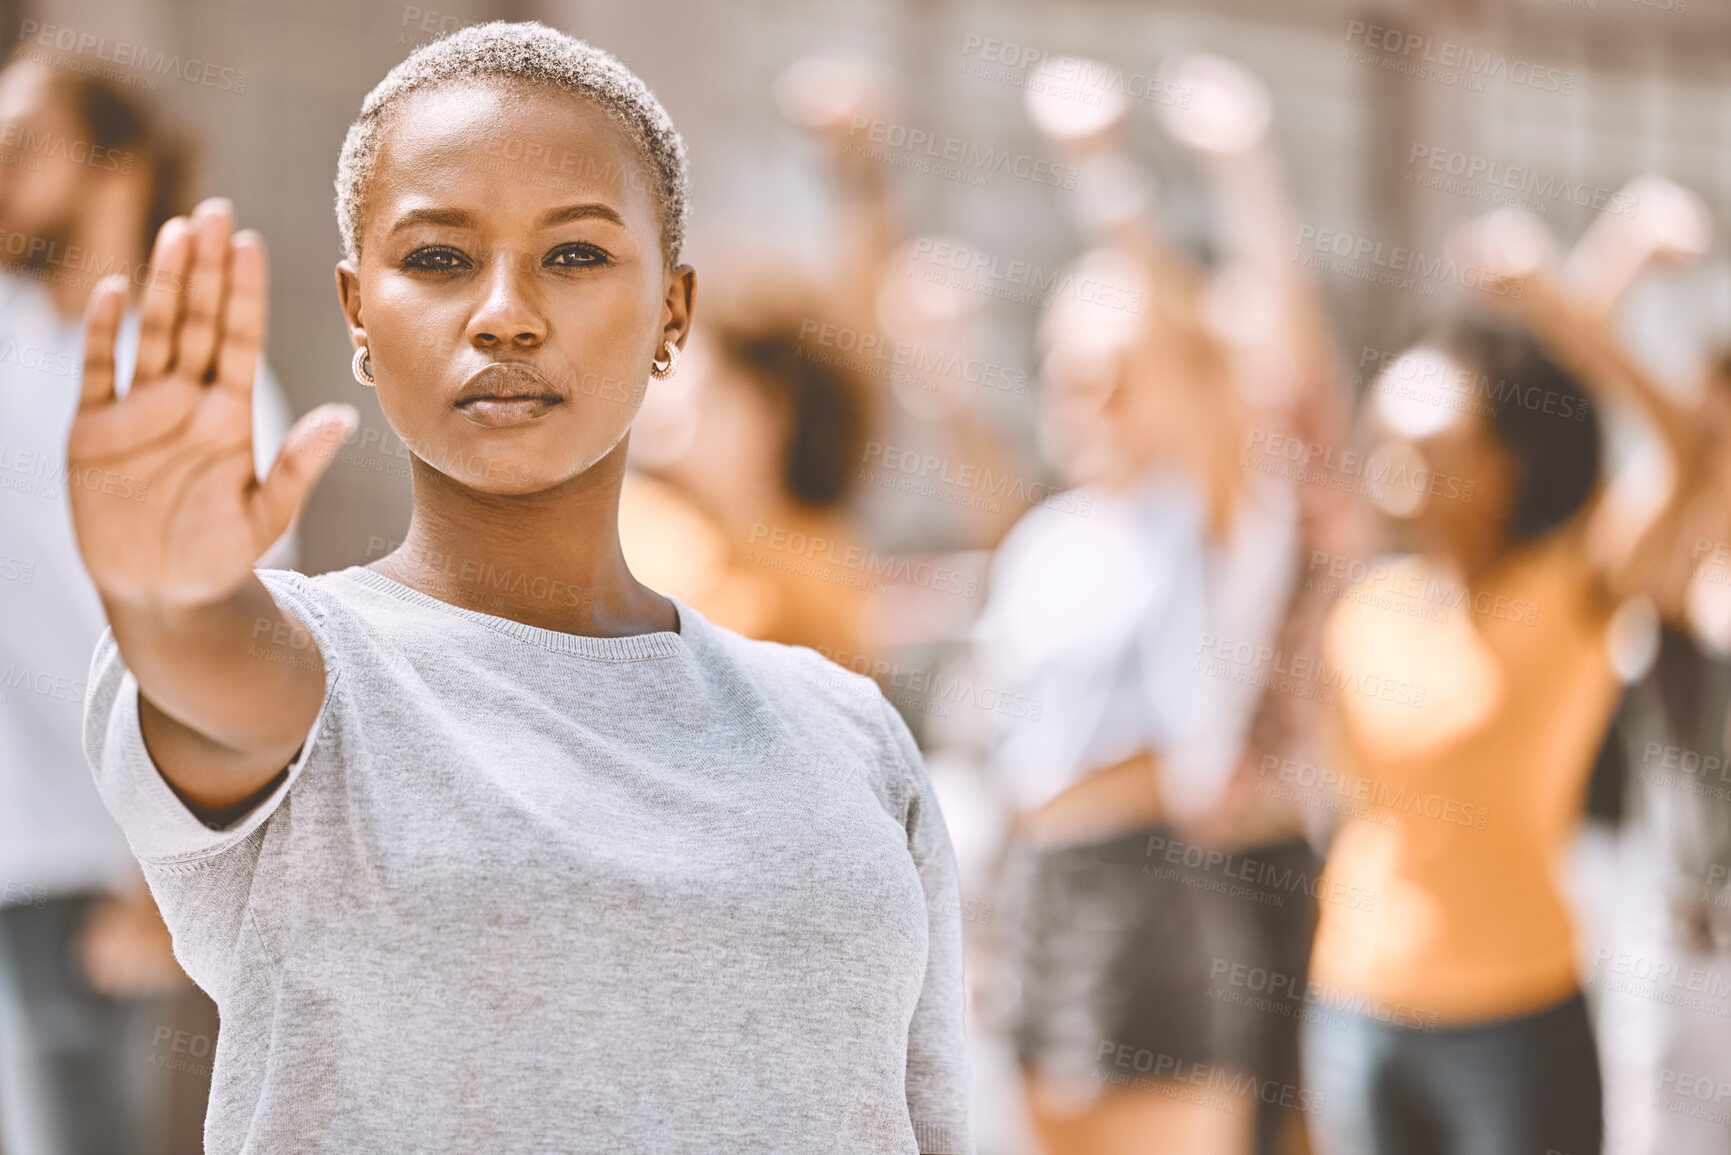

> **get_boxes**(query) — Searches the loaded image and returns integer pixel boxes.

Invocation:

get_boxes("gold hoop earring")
[351,346,376,388]
[650,339,680,380]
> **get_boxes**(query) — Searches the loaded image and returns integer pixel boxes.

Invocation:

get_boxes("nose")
[465,252,546,351]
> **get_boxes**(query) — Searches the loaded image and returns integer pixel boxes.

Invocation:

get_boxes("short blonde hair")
[334,21,689,266]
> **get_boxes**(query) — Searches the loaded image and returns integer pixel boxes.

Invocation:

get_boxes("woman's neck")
[371,441,677,637]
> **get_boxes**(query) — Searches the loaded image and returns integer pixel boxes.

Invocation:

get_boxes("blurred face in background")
[1039,317,1233,495]
[1369,346,1519,572]
[0,59,146,258]
[339,80,690,497]
[629,326,788,518]
[1037,247,1239,498]
[0,60,82,241]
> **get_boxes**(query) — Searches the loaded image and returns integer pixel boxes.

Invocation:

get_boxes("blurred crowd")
[3,25,1731,1155]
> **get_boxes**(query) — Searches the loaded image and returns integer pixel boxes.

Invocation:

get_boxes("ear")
[335,259,366,351]
[659,263,697,355]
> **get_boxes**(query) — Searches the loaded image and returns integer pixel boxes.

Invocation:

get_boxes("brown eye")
[403,246,472,271]
[544,243,610,269]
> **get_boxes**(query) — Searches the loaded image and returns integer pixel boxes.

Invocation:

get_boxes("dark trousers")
[1303,991,1603,1155]
[0,896,216,1155]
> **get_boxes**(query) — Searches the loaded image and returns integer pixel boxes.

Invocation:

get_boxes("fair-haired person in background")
[72,22,971,1153]
[976,54,1354,1155]
[0,53,293,1155]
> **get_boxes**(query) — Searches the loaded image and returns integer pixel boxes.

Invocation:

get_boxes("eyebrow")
[386,203,626,238]
[538,203,625,229]
[388,207,473,235]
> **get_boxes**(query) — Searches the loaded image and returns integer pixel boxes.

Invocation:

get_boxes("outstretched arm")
[72,199,354,819]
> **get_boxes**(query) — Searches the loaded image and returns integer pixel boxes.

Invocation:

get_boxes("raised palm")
[69,199,352,609]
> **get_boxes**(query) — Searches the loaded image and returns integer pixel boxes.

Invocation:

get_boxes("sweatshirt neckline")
[336,566,692,662]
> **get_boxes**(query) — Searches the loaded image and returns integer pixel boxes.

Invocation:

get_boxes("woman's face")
[1368,348,1518,567]
[338,80,693,495]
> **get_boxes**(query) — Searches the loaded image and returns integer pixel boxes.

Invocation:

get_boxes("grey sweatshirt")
[84,567,973,1154]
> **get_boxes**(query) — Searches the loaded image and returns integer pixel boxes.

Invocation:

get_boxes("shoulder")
[252,567,361,645]
[249,567,423,687]
[693,609,890,721]
[685,606,916,772]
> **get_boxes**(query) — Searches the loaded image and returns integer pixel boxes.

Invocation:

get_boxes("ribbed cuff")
[912,1119,973,1154]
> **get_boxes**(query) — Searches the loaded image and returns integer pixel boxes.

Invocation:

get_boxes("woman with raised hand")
[1299,206,1707,1155]
[979,54,1352,1155]
[73,23,972,1154]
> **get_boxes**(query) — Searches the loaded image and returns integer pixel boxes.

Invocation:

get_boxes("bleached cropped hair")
[334,21,689,266]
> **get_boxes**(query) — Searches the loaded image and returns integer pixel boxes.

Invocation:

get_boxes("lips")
[454,362,565,428]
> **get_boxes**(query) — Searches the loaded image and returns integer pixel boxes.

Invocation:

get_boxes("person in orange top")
[622,279,874,658]
[1301,306,1669,1155]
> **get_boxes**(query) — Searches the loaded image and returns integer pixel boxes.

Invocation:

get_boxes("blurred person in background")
[1550,179,1731,1155]
[0,54,292,1155]
[622,57,885,657]
[626,55,1021,659]
[623,275,875,656]
[1299,208,1705,1155]
[973,54,1353,1155]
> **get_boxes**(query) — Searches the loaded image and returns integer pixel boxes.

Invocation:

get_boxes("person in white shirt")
[0,56,292,1155]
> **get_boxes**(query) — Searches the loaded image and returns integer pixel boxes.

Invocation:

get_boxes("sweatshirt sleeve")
[81,569,341,864]
[878,694,975,1155]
